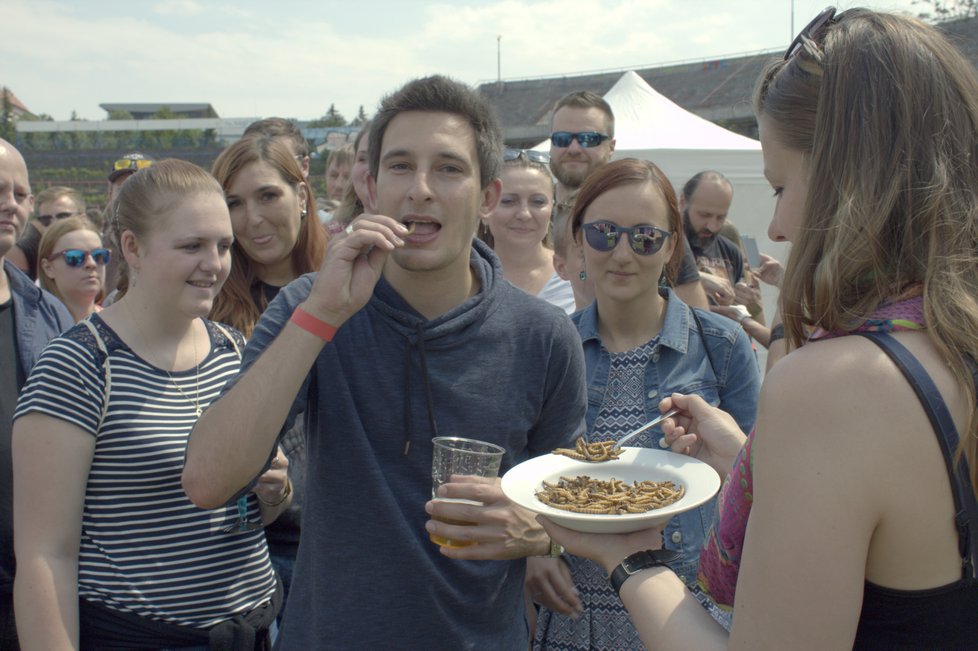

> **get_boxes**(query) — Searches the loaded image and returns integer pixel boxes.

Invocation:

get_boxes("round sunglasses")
[582,221,672,256]
[49,248,111,267]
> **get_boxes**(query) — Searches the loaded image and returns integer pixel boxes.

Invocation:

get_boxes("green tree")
[16,112,54,150]
[0,88,14,143]
[309,103,347,128]
[146,105,180,148]
[914,0,977,20]
[65,110,96,150]
[350,105,369,127]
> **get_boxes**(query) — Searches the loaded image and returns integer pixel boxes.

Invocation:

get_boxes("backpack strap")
[856,331,978,579]
[212,322,243,361]
[79,317,111,429]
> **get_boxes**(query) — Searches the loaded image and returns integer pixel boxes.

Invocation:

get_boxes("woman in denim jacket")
[529,159,760,651]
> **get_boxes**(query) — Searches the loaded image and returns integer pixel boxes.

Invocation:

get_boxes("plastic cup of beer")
[430,436,505,548]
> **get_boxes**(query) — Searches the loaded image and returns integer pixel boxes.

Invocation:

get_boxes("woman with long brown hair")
[210,136,326,338]
[542,9,978,649]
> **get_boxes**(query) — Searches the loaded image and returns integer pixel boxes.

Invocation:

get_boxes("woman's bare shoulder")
[757,330,967,470]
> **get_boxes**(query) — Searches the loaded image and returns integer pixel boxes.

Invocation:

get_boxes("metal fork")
[611,409,680,451]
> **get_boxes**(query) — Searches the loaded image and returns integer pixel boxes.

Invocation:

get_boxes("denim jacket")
[6,259,73,380]
[572,289,760,584]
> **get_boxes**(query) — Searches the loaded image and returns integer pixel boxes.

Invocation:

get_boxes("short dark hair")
[369,75,502,189]
[681,170,732,202]
[552,90,615,138]
[243,117,309,158]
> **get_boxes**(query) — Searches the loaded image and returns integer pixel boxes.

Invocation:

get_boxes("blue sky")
[4,0,921,122]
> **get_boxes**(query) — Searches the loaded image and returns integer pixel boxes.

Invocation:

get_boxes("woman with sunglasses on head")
[479,149,575,314]
[12,160,286,649]
[528,158,760,651]
[36,216,107,322]
[210,135,326,625]
[540,9,978,650]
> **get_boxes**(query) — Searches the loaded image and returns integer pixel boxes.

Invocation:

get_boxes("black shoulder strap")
[856,331,978,579]
[690,308,720,388]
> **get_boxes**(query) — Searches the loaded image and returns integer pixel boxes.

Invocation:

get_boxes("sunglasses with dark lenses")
[113,158,154,173]
[550,131,610,149]
[784,6,836,60]
[582,221,672,256]
[503,148,550,164]
[36,211,77,227]
[50,248,111,267]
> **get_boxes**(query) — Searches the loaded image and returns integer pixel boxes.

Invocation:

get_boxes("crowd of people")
[0,6,976,650]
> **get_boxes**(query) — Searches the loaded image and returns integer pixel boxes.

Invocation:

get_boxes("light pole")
[497,35,502,83]
[791,0,795,41]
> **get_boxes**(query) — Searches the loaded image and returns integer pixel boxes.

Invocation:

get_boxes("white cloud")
[0,0,926,122]
[153,0,203,16]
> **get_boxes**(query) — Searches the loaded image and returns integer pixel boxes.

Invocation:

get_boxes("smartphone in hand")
[741,235,762,269]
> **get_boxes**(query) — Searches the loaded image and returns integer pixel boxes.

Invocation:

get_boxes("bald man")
[0,139,72,648]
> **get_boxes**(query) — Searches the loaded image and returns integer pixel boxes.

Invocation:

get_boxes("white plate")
[501,447,721,533]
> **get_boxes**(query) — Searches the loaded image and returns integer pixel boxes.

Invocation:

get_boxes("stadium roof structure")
[479,14,978,147]
[99,103,219,119]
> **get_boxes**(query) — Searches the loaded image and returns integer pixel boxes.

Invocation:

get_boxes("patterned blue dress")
[534,341,658,651]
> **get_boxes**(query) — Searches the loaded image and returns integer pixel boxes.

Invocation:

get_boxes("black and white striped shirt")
[14,315,276,628]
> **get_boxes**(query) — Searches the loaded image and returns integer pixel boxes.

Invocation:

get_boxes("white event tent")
[535,70,785,266]
[536,71,786,365]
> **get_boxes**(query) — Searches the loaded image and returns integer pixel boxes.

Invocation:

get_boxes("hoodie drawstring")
[403,323,440,455]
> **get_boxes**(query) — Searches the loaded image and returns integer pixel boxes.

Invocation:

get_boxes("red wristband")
[290,306,338,342]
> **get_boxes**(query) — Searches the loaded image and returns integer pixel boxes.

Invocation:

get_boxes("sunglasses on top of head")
[49,248,111,267]
[784,6,838,60]
[503,149,550,164]
[112,158,154,173]
[550,131,610,149]
[36,211,78,227]
[582,220,672,256]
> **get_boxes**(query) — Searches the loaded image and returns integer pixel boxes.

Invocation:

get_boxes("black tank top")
[852,333,978,650]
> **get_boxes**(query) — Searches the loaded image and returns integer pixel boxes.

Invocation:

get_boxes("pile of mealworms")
[536,475,685,515]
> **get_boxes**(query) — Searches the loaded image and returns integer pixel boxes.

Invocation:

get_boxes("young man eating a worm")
[184,75,587,649]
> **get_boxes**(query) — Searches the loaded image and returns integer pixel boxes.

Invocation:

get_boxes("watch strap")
[609,549,681,597]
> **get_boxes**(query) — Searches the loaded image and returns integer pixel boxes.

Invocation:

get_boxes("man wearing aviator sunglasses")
[549,91,616,203]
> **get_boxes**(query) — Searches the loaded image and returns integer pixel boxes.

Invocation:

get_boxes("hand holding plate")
[538,515,666,575]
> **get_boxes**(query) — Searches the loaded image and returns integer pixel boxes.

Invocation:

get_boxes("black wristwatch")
[609,549,682,597]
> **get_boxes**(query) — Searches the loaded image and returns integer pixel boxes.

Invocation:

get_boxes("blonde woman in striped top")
[12,159,288,649]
